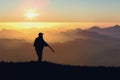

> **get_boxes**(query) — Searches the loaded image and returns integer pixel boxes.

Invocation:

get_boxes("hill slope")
[0,61,120,80]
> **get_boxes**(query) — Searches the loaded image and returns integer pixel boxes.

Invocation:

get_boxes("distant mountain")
[78,30,119,41]
[104,25,120,32]
[61,25,120,41]
[87,26,102,31]
[88,25,120,38]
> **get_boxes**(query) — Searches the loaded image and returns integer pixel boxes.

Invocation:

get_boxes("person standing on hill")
[34,32,48,62]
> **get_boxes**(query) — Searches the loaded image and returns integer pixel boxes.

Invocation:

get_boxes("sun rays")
[24,9,39,20]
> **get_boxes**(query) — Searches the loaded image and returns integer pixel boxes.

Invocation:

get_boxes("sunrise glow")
[0,0,120,67]
[24,9,39,20]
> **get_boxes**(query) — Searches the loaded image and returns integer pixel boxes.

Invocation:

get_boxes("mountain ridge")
[0,61,120,80]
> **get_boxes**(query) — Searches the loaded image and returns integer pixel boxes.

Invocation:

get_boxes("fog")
[0,25,120,66]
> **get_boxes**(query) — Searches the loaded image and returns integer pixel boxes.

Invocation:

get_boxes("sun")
[24,9,39,20]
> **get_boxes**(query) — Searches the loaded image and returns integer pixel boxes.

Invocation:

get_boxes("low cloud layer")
[0,25,120,66]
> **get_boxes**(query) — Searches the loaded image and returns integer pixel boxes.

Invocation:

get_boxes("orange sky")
[0,0,120,23]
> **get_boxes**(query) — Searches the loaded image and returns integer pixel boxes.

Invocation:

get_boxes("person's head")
[38,32,43,38]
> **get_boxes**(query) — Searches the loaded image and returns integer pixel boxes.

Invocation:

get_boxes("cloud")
[0,39,37,62]
[43,38,120,66]
[0,25,120,66]
[0,29,24,39]
[44,25,120,66]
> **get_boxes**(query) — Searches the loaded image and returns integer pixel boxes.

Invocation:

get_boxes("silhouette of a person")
[34,33,48,62]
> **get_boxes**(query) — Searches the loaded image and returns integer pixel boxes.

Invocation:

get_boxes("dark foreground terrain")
[0,61,120,80]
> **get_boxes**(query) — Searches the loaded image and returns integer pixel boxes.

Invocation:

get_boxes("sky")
[0,0,120,22]
[0,0,120,66]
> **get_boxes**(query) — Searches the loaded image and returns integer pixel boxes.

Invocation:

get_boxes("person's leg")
[35,48,43,62]
[38,50,42,62]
